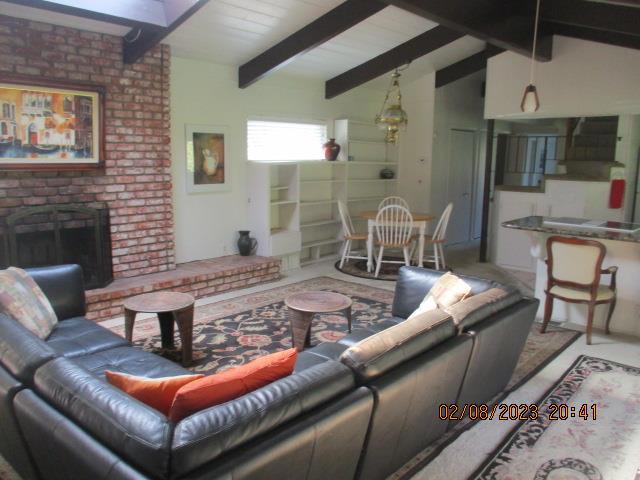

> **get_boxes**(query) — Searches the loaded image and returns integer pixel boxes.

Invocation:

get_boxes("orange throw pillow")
[105,371,204,416]
[169,348,298,422]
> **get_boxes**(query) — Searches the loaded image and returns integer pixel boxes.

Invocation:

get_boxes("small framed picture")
[0,75,105,170]
[185,124,230,193]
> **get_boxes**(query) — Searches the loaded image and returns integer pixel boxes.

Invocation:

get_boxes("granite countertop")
[502,216,640,244]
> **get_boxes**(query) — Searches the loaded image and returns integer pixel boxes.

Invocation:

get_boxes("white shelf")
[348,139,387,146]
[300,179,344,184]
[271,186,289,191]
[347,161,397,166]
[301,253,340,266]
[302,238,342,249]
[298,160,345,165]
[270,200,297,206]
[300,219,341,228]
[300,200,337,207]
[349,178,397,183]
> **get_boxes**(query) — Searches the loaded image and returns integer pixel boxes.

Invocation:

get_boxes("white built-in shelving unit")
[247,119,398,270]
[334,118,399,242]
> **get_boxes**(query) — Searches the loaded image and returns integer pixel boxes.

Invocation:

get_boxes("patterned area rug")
[105,277,576,377]
[335,258,404,281]
[107,277,395,374]
[471,355,640,480]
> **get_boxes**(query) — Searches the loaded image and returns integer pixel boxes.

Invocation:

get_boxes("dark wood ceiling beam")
[435,46,504,88]
[539,0,640,37]
[123,0,211,64]
[1,0,166,27]
[544,23,640,51]
[239,0,386,88]
[325,26,463,99]
[377,0,552,61]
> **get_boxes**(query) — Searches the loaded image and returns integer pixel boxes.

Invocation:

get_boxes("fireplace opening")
[1,204,113,289]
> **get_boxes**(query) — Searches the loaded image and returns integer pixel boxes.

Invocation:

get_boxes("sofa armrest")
[392,267,445,318]
[26,265,86,320]
[0,313,56,384]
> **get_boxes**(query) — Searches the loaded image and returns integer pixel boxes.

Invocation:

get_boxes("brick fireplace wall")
[0,16,174,278]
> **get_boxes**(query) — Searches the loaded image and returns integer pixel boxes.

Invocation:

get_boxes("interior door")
[447,129,475,245]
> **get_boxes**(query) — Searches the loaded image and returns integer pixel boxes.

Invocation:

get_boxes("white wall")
[485,36,640,119]
[397,73,436,214]
[395,71,488,240]
[171,57,382,263]
[431,72,486,239]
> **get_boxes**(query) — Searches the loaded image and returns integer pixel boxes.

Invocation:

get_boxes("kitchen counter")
[503,215,640,244]
[500,215,640,338]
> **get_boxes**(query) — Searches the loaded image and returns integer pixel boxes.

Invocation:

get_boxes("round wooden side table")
[284,291,352,351]
[123,291,195,367]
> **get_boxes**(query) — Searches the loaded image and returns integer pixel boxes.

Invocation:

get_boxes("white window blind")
[247,120,327,161]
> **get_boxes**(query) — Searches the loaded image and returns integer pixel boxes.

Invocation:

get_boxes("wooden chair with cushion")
[411,202,453,270]
[374,205,414,278]
[540,235,617,345]
[378,196,409,210]
[337,201,368,268]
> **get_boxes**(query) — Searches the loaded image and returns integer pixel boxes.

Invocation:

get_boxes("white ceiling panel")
[0,0,489,92]
[166,0,344,65]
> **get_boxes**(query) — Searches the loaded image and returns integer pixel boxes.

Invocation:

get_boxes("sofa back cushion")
[339,310,456,382]
[0,313,56,384]
[26,264,86,320]
[171,360,354,477]
[445,287,522,331]
[34,357,172,479]
[392,266,507,319]
[0,267,58,339]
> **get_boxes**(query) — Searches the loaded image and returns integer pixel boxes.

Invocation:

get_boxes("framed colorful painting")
[0,75,104,170]
[185,124,230,193]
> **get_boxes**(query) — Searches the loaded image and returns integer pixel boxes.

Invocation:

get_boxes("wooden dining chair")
[337,201,368,268]
[541,235,618,345]
[378,196,409,210]
[411,203,453,270]
[374,205,414,278]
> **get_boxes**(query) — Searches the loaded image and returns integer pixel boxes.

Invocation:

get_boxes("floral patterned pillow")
[0,267,58,339]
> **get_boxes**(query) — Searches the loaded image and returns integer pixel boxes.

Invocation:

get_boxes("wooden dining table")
[359,211,435,273]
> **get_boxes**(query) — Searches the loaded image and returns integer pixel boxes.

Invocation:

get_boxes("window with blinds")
[247,120,327,161]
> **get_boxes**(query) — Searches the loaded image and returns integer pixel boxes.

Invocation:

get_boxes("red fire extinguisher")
[609,175,625,209]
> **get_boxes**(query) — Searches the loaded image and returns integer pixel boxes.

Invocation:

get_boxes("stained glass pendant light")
[375,68,408,144]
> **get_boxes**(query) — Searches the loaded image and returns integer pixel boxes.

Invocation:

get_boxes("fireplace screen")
[1,204,113,289]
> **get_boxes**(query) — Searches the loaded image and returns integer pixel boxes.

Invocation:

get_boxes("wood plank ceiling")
[1,0,638,96]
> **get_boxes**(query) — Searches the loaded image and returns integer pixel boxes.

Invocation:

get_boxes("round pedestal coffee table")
[123,292,195,367]
[284,291,352,351]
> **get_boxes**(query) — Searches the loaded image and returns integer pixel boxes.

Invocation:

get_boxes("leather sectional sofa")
[0,265,538,480]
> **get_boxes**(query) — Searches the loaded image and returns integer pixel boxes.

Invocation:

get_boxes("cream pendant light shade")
[521,0,542,112]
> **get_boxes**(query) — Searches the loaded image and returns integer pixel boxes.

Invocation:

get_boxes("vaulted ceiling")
[1,0,639,97]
